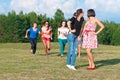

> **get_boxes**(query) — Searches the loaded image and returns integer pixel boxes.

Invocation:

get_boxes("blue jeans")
[29,38,37,54]
[66,33,78,66]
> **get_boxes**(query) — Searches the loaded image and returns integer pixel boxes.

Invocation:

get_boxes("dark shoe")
[33,53,35,54]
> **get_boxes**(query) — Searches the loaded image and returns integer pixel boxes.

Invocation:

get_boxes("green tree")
[0,14,7,42]
[27,12,38,26]
[5,11,19,42]
[52,9,65,41]
[111,24,120,45]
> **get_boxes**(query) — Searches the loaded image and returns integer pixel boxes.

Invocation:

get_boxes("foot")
[30,49,33,53]
[66,65,71,69]
[86,67,95,70]
[86,65,96,70]
[61,54,63,57]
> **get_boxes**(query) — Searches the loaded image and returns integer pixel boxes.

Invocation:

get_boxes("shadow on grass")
[48,52,68,56]
[95,58,120,68]
[76,58,120,69]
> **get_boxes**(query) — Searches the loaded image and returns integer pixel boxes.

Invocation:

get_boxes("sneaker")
[30,49,33,53]
[66,65,71,69]
[61,54,63,57]
[70,66,76,70]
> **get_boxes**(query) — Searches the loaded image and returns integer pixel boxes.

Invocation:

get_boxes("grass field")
[0,43,120,80]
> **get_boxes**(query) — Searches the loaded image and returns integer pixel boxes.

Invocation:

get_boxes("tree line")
[0,9,120,45]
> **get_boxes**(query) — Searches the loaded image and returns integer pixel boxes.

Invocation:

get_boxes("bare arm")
[95,18,104,34]
[25,29,30,38]
[78,21,86,38]
[67,21,72,31]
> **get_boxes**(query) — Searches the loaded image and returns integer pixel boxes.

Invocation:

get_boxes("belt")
[84,30,93,36]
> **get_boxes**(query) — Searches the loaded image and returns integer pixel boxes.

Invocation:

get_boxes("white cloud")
[10,0,82,18]
[85,0,97,9]
[83,0,120,23]
[84,0,120,13]
[105,0,120,13]
[10,0,38,13]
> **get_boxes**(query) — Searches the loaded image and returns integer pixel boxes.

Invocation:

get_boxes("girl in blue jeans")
[66,9,84,70]
[25,22,40,54]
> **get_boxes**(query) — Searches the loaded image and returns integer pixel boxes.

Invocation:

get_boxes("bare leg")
[86,48,95,68]
[77,45,81,57]
[46,40,50,51]
[42,40,48,56]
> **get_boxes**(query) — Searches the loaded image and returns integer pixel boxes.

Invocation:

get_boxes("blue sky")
[0,0,120,23]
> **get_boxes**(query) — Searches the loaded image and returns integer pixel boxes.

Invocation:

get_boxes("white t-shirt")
[58,27,69,39]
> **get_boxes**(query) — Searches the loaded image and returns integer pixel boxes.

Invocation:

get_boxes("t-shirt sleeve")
[29,27,32,32]
[69,17,75,22]
[81,17,84,22]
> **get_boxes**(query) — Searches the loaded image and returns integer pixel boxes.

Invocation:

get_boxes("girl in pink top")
[41,21,52,57]
[81,9,104,70]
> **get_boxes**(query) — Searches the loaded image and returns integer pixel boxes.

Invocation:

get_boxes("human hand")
[49,27,52,31]
[78,36,81,41]
[71,29,76,33]
[93,32,97,35]
[63,32,68,36]
[25,35,28,38]
[91,32,97,36]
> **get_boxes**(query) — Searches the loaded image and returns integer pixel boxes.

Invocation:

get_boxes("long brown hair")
[76,9,83,18]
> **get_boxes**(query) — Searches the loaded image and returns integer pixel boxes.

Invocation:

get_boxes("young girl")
[82,9,104,70]
[41,21,52,57]
[58,21,69,57]
[66,9,84,70]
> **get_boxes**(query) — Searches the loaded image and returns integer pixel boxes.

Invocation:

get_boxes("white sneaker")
[66,65,71,69]
[70,66,76,70]
[61,54,63,57]
[30,49,33,53]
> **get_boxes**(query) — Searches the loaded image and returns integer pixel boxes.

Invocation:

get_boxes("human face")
[81,12,84,16]
[45,22,49,27]
[62,22,66,27]
[33,23,37,28]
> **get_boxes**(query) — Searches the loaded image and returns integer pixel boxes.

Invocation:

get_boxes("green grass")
[0,43,120,80]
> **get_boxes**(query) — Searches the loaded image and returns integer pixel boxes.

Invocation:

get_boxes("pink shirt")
[41,26,51,38]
